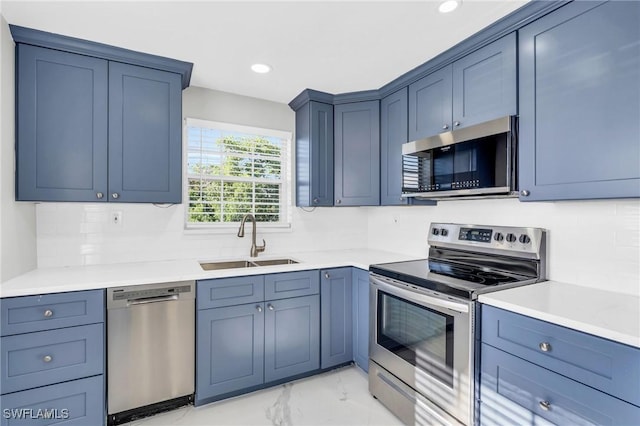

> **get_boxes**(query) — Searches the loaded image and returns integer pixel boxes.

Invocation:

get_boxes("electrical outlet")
[112,211,123,226]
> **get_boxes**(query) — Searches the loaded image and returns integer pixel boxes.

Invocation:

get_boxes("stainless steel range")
[368,223,546,426]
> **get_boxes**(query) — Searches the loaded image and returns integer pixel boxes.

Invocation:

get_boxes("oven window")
[377,291,454,387]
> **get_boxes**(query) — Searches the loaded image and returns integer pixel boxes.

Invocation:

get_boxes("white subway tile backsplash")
[35,198,640,296]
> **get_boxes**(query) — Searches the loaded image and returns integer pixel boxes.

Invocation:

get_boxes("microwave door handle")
[370,274,469,314]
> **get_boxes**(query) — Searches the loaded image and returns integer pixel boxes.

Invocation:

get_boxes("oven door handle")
[370,274,469,314]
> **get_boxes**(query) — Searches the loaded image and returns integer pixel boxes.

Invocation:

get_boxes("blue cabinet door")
[380,88,409,206]
[452,32,516,128]
[0,375,104,426]
[334,101,380,206]
[265,270,319,301]
[108,62,183,203]
[196,304,264,403]
[480,343,640,426]
[408,65,453,141]
[352,268,369,372]
[320,268,353,369]
[16,45,108,202]
[296,101,334,207]
[264,295,320,382]
[518,1,640,201]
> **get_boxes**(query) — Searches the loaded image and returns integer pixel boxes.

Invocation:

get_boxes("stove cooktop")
[369,258,538,300]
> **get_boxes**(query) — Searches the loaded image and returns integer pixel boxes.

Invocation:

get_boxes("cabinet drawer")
[0,375,104,426]
[480,344,640,426]
[0,290,104,336]
[265,270,319,300]
[482,305,640,406]
[197,276,265,309]
[1,323,104,394]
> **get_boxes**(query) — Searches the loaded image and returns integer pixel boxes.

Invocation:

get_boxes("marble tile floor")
[123,365,403,426]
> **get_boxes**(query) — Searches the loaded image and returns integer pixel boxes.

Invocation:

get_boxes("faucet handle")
[256,239,266,253]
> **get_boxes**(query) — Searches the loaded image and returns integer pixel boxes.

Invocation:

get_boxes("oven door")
[369,273,473,425]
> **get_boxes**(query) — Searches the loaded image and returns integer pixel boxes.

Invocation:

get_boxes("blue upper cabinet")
[108,63,182,203]
[12,26,192,203]
[16,45,109,202]
[334,101,380,206]
[518,1,640,201]
[408,65,452,141]
[408,34,516,141]
[380,88,409,206]
[295,101,334,207]
[452,32,516,129]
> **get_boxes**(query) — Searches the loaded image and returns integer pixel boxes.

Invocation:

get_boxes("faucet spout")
[237,214,266,257]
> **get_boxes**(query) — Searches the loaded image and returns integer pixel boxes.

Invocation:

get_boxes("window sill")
[183,223,292,235]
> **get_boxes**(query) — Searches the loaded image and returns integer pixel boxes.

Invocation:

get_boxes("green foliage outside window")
[187,131,285,225]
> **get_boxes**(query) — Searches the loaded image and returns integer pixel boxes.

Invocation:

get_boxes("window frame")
[183,117,293,231]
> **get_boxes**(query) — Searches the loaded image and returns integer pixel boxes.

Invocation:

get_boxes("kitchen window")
[184,118,292,229]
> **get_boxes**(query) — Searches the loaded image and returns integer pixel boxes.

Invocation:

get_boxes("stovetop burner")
[370,223,546,300]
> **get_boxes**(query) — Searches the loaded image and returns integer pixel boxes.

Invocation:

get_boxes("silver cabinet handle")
[112,193,120,199]
[267,304,274,311]
[336,199,342,204]
[44,309,53,318]
[539,342,551,352]
[324,272,330,279]
[453,121,461,127]
[43,355,52,363]
[96,192,104,199]
[313,197,319,204]
[442,124,449,130]
[539,400,551,411]
[256,305,263,313]
[521,190,530,197]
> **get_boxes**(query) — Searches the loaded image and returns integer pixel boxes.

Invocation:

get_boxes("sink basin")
[200,260,257,271]
[252,258,298,266]
[199,258,298,271]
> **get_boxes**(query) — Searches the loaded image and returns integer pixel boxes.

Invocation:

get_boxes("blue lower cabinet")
[264,295,320,382]
[480,343,640,425]
[196,303,264,403]
[320,268,353,369]
[1,324,104,394]
[351,268,369,372]
[0,375,104,426]
[264,270,320,301]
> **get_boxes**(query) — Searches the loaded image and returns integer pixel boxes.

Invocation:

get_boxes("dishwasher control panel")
[112,285,192,301]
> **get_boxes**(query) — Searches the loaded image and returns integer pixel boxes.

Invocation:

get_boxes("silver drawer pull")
[539,342,552,352]
[267,304,274,311]
[44,309,53,318]
[256,305,263,313]
[539,400,551,411]
[324,272,330,279]
[43,355,52,363]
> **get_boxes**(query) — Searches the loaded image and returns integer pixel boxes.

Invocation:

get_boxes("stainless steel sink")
[199,260,257,271]
[199,258,298,271]
[252,258,298,266]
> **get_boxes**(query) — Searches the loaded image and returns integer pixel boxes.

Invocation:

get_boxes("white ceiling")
[1,0,529,104]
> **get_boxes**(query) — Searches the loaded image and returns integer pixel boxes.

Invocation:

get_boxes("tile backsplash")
[36,198,639,296]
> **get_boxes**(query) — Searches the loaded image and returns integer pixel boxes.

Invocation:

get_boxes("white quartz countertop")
[0,249,421,298]
[478,281,640,349]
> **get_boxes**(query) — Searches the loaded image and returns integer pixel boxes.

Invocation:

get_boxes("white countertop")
[0,249,420,298]
[478,281,640,349]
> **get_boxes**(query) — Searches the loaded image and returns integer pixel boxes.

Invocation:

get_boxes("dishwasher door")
[107,281,195,418]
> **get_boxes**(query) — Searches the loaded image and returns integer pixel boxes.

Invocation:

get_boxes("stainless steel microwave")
[401,116,518,200]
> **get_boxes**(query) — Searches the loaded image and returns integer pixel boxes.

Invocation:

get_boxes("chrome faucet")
[237,214,266,257]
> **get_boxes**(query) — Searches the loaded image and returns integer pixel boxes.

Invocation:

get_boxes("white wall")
[0,14,37,282]
[366,198,640,296]
[36,87,369,267]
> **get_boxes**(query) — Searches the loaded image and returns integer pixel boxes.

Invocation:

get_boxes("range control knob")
[506,233,517,243]
[519,234,531,244]
[440,228,449,237]
[494,232,504,242]
[432,228,440,236]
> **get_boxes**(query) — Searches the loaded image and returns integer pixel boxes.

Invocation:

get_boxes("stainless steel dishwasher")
[107,281,195,425]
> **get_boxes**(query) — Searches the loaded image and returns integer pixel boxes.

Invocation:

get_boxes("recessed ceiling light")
[251,63,272,74]
[439,0,460,13]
